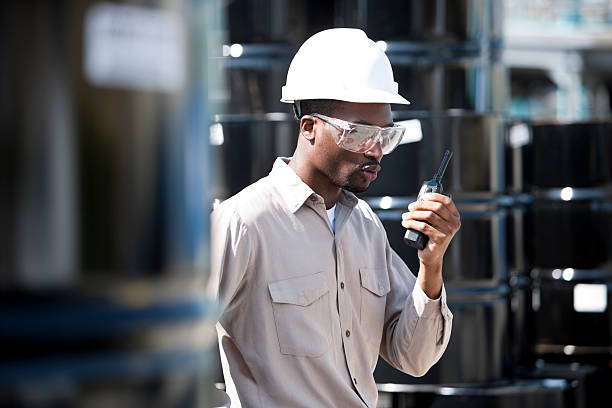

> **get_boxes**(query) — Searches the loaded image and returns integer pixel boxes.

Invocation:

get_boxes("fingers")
[401,194,461,266]
[402,210,452,235]
[401,219,446,244]
[414,193,460,218]
[402,193,461,238]
[407,196,460,226]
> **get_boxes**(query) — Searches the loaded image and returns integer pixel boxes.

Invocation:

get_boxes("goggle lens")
[339,124,404,155]
[313,113,405,155]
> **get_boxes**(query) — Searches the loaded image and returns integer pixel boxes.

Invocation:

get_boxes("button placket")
[334,235,358,398]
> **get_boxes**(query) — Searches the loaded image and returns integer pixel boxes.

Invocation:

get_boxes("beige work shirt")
[210,157,453,408]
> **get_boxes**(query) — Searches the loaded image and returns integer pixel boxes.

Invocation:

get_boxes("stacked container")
[507,121,612,363]
[505,120,612,408]
[212,1,336,201]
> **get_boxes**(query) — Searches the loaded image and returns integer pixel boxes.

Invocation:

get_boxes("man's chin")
[340,171,375,194]
[344,182,370,194]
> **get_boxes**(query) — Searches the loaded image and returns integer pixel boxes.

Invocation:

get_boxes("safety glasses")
[312,113,405,155]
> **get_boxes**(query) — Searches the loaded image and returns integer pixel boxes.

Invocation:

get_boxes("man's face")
[312,102,393,194]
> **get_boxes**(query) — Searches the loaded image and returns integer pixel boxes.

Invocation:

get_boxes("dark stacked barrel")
[375,379,577,408]
[506,121,612,394]
[0,1,221,406]
[212,1,339,200]
[346,0,506,113]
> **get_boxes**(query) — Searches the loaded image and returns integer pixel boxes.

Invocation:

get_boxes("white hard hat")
[281,28,410,105]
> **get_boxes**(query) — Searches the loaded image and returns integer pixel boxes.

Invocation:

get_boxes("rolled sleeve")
[411,281,453,347]
[380,245,453,377]
[411,278,442,317]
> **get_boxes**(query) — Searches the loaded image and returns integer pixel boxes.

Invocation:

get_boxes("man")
[210,28,460,407]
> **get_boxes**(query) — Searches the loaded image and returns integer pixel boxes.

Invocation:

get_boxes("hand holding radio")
[402,149,461,268]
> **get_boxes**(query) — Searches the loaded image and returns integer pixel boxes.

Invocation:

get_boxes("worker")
[210,28,460,407]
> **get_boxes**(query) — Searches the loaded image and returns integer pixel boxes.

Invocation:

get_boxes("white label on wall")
[397,119,423,145]
[84,3,185,92]
[574,283,607,313]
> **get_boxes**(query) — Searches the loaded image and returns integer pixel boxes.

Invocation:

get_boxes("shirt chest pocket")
[268,272,331,357]
[359,268,391,342]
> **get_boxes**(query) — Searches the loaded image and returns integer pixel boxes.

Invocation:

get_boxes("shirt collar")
[270,157,359,213]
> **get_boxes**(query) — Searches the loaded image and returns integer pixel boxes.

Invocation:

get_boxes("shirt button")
[340,282,345,289]
[345,330,350,338]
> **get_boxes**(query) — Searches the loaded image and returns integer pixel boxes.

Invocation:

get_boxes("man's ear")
[299,115,315,142]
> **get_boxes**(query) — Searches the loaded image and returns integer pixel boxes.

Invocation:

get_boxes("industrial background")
[1,1,612,408]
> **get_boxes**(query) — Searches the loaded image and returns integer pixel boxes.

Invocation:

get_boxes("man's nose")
[364,140,383,161]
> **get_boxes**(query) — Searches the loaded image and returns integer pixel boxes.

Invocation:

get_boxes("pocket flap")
[268,272,329,307]
[360,268,391,297]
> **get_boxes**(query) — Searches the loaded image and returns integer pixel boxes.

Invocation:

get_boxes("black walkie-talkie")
[404,149,453,250]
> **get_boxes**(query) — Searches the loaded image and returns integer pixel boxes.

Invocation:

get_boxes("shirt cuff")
[411,282,446,319]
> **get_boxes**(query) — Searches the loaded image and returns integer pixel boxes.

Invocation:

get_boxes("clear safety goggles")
[312,113,405,155]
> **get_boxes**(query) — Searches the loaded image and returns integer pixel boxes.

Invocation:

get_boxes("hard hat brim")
[280,86,411,106]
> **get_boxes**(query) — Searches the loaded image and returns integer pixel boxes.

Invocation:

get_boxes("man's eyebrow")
[354,120,395,127]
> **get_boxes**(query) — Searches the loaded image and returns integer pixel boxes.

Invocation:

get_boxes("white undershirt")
[326,204,336,231]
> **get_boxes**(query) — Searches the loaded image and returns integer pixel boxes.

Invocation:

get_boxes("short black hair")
[295,99,344,119]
